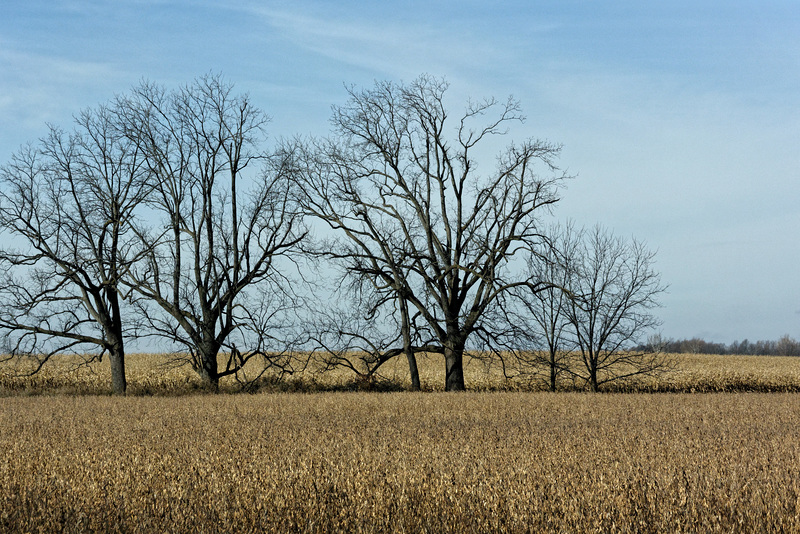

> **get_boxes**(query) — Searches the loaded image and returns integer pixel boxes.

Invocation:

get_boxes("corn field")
[2,353,800,532]
[4,351,800,394]
[2,392,800,532]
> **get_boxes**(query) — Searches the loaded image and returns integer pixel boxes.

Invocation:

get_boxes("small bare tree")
[0,102,152,394]
[289,75,565,391]
[303,276,439,389]
[507,223,582,391]
[564,225,668,391]
[122,75,306,390]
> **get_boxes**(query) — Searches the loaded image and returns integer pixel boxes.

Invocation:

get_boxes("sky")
[1,0,798,344]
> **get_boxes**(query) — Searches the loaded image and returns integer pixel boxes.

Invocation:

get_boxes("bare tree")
[506,223,582,391]
[303,276,438,389]
[0,102,152,394]
[289,75,565,391]
[122,75,306,390]
[775,335,800,357]
[564,225,668,391]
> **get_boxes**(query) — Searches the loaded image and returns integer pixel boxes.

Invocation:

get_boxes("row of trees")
[0,74,666,394]
[639,336,800,356]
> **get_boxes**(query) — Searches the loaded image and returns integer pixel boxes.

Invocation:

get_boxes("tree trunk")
[400,297,421,391]
[589,368,599,392]
[199,362,220,391]
[549,349,557,392]
[406,351,421,391]
[108,343,127,395]
[198,338,221,392]
[444,342,465,391]
[106,291,127,395]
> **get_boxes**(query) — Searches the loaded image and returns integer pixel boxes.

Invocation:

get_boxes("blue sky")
[2,0,799,343]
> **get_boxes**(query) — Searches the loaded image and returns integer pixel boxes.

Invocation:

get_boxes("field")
[2,353,800,532]
[2,392,800,532]
[4,351,800,394]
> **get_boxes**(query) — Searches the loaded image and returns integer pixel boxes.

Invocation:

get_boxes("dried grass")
[2,392,800,532]
[4,351,800,394]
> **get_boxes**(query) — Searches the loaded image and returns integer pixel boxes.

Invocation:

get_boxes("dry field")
[2,392,800,533]
[4,351,800,394]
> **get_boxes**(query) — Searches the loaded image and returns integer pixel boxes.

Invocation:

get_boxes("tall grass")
[2,392,799,532]
[4,351,800,394]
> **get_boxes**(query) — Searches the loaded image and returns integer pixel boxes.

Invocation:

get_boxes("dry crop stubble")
[2,392,800,532]
[5,351,800,394]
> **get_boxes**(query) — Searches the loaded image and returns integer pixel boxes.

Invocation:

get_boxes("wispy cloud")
[232,2,554,88]
[262,9,489,77]
[0,44,128,154]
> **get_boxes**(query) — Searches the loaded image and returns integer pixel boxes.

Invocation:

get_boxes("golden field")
[4,351,800,394]
[2,353,800,532]
[2,392,800,532]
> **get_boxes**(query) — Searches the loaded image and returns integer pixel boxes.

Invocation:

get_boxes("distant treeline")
[638,335,800,356]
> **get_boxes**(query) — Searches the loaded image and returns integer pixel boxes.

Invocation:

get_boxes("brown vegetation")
[2,392,800,532]
[4,351,800,395]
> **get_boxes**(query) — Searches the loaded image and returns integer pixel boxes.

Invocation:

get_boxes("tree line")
[637,335,800,357]
[0,74,666,394]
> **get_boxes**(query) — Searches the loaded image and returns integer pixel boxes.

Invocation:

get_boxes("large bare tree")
[290,75,565,391]
[122,75,306,389]
[0,102,152,394]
